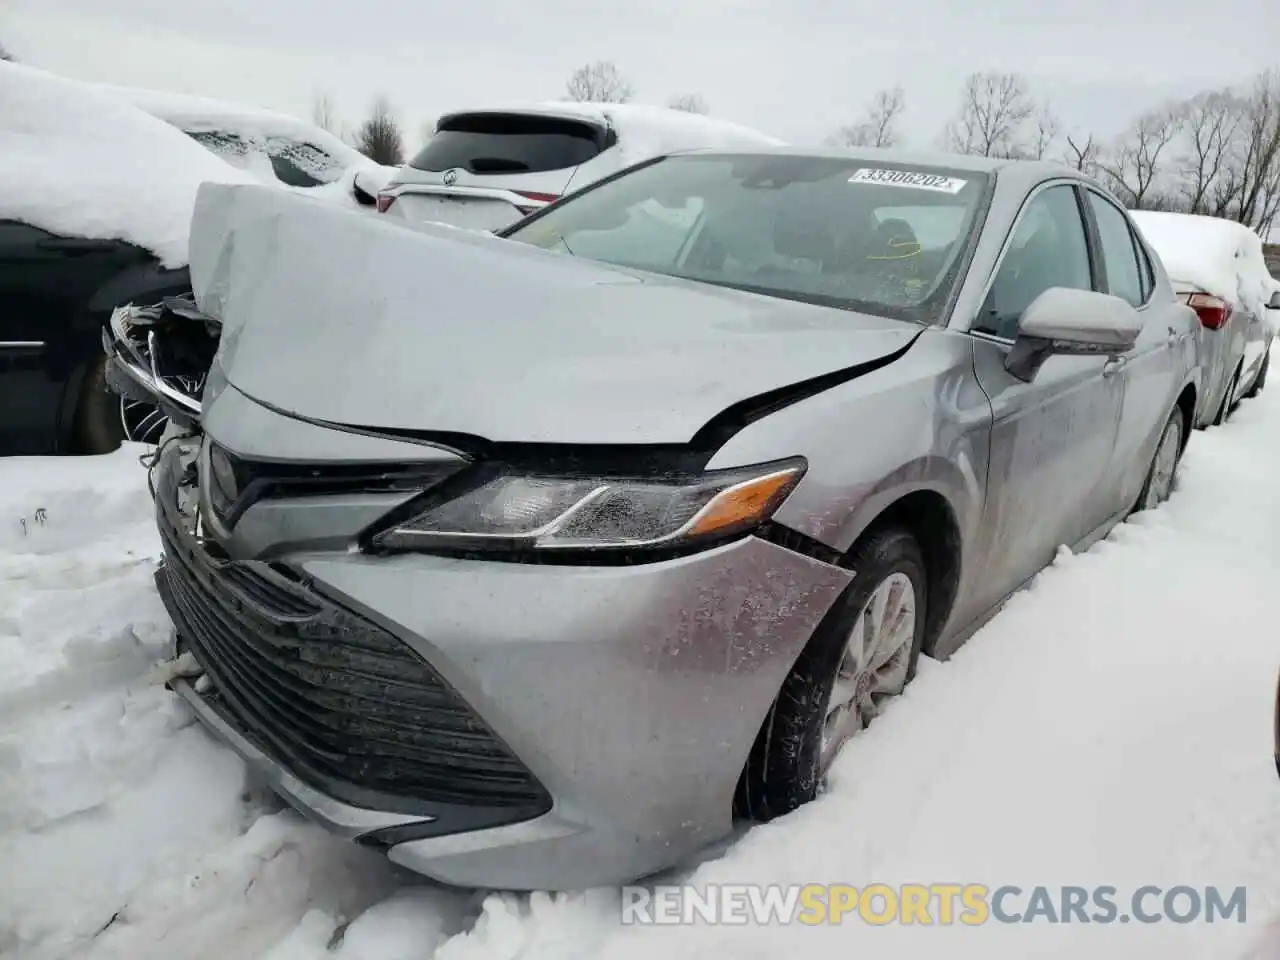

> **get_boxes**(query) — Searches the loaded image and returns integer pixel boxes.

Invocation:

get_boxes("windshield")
[503,154,990,323]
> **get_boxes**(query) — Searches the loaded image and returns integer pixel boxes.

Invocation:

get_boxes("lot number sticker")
[848,168,969,193]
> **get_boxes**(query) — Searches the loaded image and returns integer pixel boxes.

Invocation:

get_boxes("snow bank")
[0,63,254,267]
[3,357,1278,959]
[434,100,785,167]
[1131,210,1274,316]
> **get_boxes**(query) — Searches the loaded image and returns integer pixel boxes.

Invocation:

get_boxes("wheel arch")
[837,487,964,658]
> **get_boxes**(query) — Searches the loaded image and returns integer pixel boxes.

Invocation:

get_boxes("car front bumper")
[152,439,851,890]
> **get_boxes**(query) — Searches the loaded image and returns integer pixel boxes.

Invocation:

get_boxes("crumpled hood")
[189,182,921,446]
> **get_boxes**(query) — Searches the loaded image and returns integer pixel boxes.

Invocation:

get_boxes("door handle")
[1102,356,1127,377]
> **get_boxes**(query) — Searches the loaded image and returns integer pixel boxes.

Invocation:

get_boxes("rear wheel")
[1134,406,1184,513]
[72,356,125,455]
[1245,353,1269,399]
[1213,367,1241,426]
[735,527,926,822]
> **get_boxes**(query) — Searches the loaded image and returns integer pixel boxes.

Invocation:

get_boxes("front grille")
[155,495,551,818]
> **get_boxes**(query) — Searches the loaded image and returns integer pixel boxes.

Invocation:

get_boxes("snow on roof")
[1129,210,1271,308]
[0,63,254,267]
[435,100,785,165]
[96,83,369,170]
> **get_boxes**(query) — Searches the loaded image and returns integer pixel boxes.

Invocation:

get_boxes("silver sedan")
[142,148,1200,891]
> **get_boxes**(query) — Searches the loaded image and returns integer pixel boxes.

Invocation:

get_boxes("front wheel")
[735,526,927,822]
[72,356,125,455]
[1134,407,1184,513]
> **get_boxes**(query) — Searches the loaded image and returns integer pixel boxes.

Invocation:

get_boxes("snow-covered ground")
[2,363,1278,960]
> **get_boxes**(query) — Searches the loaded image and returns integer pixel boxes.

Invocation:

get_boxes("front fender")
[705,329,989,558]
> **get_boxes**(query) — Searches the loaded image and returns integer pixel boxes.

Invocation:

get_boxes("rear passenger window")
[1087,193,1144,307]
[410,114,606,175]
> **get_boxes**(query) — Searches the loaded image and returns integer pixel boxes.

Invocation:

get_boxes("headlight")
[370,458,806,556]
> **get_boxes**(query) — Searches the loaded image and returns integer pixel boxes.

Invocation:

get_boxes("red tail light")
[1185,293,1233,331]
[375,192,396,214]
[513,190,560,205]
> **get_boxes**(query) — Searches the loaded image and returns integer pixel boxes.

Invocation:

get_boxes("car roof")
[97,83,367,166]
[666,144,1082,180]
[434,101,785,145]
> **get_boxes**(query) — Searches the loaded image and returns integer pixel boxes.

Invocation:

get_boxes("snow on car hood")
[0,63,254,267]
[190,182,921,446]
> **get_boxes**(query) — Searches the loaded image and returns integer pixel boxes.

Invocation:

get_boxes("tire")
[1134,406,1184,514]
[1213,367,1241,426]
[72,356,125,455]
[735,526,927,822]
[1245,353,1269,399]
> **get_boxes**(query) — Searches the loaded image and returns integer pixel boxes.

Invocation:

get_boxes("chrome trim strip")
[0,340,45,348]
[387,183,551,208]
[107,307,203,416]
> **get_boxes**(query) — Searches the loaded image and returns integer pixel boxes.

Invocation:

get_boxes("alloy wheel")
[1140,415,1182,510]
[119,398,169,446]
[820,571,917,772]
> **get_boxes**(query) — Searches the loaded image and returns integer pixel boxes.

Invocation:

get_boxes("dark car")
[0,221,192,455]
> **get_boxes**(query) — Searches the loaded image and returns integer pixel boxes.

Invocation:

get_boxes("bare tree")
[565,61,634,103]
[1027,105,1060,160]
[1212,70,1280,233]
[1098,107,1181,209]
[667,93,709,114]
[354,96,405,166]
[829,86,905,148]
[941,72,1036,158]
[311,93,339,135]
[1173,89,1243,214]
[1065,132,1101,175]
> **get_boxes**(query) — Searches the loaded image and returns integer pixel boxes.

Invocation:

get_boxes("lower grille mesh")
[155,499,550,816]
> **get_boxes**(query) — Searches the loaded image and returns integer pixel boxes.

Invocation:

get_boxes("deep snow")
[0,63,254,267]
[2,359,1278,960]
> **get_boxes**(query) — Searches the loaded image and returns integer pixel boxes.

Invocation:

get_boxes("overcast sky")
[4,0,1276,151]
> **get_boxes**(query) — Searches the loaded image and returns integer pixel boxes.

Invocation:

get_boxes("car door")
[0,221,145,454]
[967,182,1127,610]
[1236,236,1273,387]
[1082,190,1179,509]
[0,221,82,453]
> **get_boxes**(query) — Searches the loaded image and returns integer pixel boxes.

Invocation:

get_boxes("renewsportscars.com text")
[620,883,1249,926]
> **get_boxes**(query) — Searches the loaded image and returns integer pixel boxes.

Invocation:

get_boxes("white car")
[98,84,397,208]
[1130,211,1278,425]
[376,101,784,231]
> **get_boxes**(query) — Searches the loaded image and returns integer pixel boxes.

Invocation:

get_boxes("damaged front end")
[103,295,220,443]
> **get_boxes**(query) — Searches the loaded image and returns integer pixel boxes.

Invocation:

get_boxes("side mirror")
[352,170,377,207]
[1267,290,1280,310]
[1005,287,1141,383]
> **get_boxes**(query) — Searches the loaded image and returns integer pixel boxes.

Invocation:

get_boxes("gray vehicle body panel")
[165,150,1201,889]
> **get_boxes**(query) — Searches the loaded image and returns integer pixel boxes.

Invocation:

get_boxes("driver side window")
[975,185,1093,340]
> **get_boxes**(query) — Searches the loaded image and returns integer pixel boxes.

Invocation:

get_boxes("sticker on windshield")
[848,168,969,194]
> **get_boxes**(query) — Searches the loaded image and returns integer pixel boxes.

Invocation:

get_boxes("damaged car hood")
[189,183,923,446]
